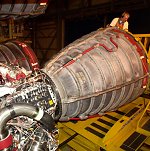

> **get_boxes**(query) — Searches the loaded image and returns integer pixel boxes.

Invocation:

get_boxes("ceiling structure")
[41,0,150,20]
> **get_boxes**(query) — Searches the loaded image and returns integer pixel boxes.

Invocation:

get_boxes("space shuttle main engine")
[0,27,149,150]
[44,27,149,121]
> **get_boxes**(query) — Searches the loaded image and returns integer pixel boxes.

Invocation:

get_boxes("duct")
[0,0,48,19]
[44,27,149,120]
[0,103,55,150]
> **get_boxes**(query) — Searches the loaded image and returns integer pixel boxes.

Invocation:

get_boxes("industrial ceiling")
[42,0,150,19]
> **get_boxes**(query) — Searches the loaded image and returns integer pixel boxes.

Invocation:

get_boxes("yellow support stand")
[58,97,150,151]
[136,100,150,136]
[134,34,150,50]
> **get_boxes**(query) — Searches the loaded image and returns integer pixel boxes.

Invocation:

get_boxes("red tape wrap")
[0,134,13,150]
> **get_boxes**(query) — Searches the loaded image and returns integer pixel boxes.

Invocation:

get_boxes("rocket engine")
[44,27,149,121]
[0,27,149,150]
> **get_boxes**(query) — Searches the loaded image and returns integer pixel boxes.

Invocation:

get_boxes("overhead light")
[39,0,48,6]
[40,3,47,6]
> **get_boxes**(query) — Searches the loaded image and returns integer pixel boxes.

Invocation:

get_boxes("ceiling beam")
[37,0,149,21]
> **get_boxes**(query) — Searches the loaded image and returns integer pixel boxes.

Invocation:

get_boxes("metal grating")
[120,132,147,151]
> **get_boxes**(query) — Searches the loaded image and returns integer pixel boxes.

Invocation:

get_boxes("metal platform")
[58,97,150,151]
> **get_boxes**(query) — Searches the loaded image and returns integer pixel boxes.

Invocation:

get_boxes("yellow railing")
[134,34,150,54]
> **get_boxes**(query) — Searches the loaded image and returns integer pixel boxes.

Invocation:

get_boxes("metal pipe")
[0,103,54,150]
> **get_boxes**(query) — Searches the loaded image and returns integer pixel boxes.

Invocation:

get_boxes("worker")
[109,11,130,31]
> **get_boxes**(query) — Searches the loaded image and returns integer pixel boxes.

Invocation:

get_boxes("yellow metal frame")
[134,34,150,53]
[133,34,150,65]
[58,97,150,151]
[136,100,150,136]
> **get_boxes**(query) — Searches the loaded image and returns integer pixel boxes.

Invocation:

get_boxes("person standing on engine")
[109,11,130,31]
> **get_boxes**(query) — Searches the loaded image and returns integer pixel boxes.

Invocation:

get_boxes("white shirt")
[110,18,129,30]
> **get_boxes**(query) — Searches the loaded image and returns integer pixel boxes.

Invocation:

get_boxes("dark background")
[65,8,150,45]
